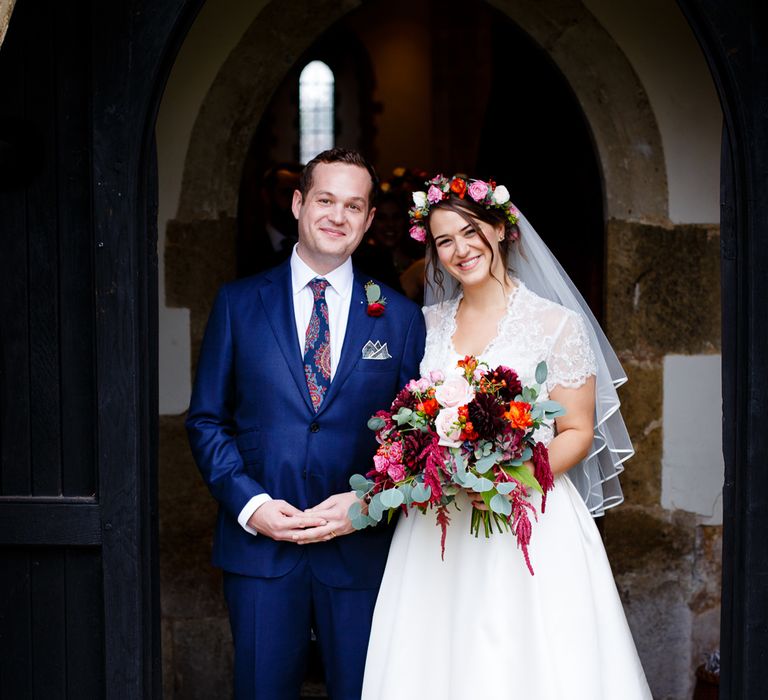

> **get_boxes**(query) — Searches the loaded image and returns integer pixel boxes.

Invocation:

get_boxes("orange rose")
[450,177,467,198]
[504,401,533,430]
[417,398,439,417]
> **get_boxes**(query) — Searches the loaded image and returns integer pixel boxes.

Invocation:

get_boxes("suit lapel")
[317,273,376,415]
[259,263,315,414]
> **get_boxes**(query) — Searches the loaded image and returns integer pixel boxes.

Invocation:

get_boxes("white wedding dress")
[361,281,651,700]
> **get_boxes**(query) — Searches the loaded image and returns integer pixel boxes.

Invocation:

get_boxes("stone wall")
[604,219,722,699]
[161,219,237,697]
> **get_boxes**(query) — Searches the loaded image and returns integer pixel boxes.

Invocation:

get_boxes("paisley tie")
[303,278,331,412]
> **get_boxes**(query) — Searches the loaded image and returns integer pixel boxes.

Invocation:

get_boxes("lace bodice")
[420,281,597,445]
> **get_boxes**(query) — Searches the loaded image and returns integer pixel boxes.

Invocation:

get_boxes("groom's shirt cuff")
[238,494,273,536]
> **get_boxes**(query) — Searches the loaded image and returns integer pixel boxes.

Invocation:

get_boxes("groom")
[186,148,426,699]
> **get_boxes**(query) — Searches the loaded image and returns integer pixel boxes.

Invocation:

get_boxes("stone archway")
[174,0,668,224]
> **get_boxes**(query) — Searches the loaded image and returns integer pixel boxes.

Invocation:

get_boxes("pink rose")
[473,367,487,382]
[427,185,444,204]
[387,464,405,481]
[467,180,489,202]
[429,369,445,383]
[434,407,462,448]
[409,225,426,243]
[373,453,388,473]
[434,376,475,408]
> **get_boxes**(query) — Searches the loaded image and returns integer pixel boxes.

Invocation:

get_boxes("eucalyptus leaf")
[395,408,413,425]
[453,450,466,472]
[398,484,412,503]
[367,416,386,431]
[535,361,548,384]
[366,283,381,304]
[380,488,405,509]
[442,483,461,496]
[520,447,533,462]
[347,501,362,520]
[475,451,502,473]
[490,493,513,516]
[411,483,432,503]
[495,482,516,495]
[349,474,372,493]
[472,477,494,493]
[368,493,385,521]
[461,471,479,489]
[352,513,377,530]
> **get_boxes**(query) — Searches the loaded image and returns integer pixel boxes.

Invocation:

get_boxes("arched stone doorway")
[157,1,722,698]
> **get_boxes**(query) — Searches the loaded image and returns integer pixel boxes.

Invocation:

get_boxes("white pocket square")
[362,340,392,360]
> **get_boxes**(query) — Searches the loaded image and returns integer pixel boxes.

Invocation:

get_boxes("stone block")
[616,360,663,507]
[160,414,227,619]
[603,505,695,580]
[622,579,693,700]
[691,524,722,613]
[605,220,721,358]
[165,217,238,367]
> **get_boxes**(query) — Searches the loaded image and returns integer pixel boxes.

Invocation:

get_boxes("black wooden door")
[0,1,199,696]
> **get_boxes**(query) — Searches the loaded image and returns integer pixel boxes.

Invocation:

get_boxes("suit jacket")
[186,260,426,588]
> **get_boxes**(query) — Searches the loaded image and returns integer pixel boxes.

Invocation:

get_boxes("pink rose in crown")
[434,406,462,448]
[434,376,475,408]
[427,185,444,204]
[409,225,426,243]
[467,180,489,202]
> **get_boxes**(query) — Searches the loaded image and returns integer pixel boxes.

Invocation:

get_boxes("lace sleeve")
[547,311,597,391]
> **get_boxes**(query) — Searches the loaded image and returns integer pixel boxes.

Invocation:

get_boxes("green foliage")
[365,283,382,304]
[475,451,502,474]
[367,416,386,431]
[490,493,512,516]
[507,465,544,494]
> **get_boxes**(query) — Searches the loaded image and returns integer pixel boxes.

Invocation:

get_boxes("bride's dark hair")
[424,193,520,300]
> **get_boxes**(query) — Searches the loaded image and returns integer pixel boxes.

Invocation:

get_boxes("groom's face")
[292,162,376,273]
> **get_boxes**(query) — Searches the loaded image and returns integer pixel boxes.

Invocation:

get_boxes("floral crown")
[408,174,520,243]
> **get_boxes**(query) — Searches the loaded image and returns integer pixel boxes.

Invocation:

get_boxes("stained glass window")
[299,60,335,164]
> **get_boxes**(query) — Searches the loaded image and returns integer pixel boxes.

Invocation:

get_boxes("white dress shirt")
[237,246,355,535]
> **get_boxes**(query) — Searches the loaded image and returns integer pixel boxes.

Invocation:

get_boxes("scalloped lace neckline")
[447,280,524,358]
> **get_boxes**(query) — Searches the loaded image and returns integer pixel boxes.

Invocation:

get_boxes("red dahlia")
[490,365,523,401]
[468,393,507,440]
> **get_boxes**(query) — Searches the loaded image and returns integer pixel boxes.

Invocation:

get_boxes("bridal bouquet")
[348,356,564,574]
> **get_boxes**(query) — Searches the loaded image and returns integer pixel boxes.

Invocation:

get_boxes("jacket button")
[310,422,320,433]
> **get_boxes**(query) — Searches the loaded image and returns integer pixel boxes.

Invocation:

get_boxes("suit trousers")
[223,552,380,699]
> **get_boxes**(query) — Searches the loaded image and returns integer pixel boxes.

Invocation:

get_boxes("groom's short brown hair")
[299,148,379,209]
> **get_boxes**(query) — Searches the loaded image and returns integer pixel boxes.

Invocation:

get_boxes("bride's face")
[430,208,506,289]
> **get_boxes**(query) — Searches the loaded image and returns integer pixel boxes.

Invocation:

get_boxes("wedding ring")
[329,530,337,538]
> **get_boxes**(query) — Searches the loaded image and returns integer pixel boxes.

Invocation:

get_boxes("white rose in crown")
[412,191,427,208]
[492,185,510,205]
[434,376,475,408]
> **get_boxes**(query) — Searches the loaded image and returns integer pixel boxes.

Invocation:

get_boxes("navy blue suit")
[187,260,425,698]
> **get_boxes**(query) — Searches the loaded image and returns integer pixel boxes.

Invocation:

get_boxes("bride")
[361,175,652,699]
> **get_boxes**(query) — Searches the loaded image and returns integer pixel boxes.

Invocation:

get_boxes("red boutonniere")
[365,281,387,317]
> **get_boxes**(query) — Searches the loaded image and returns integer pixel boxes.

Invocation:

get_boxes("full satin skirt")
[361,475,652,699]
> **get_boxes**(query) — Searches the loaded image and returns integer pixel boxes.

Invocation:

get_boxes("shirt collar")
[290,248,354,298]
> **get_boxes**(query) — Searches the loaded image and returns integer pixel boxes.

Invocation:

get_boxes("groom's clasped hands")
[247,490,363,544]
